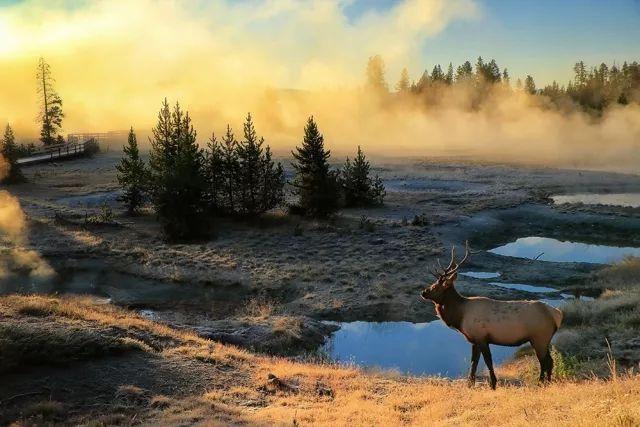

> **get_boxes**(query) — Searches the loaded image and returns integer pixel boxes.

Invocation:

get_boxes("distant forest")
[367,55,640,113]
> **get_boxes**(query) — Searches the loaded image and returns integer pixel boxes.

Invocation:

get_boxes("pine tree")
[220,125,239,213]
[445,63,454,85]
[1,124,24,184]
[524,75,537,94]
[149,100,208,240]
[502,68,510,86]
[396,68,410,93]
[366,55,389,94]
[431,64,445,82]
[236,113,284,217]
[36,57,64,146]
[341,146,385,207]
[205,132,224,211]
[116,128,148,215]
[291,116,340,217]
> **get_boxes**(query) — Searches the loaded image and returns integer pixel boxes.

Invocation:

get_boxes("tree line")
[368,55,640,113]
[117,100,385,240]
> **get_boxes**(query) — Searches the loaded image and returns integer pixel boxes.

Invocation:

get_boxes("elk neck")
[434,286,466,330]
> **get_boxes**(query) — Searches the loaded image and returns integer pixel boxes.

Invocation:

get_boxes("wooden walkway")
[17,140,95,166]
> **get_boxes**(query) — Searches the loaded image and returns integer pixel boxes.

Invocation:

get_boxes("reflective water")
[323,321,517,377]
[460,271,501,279]
[553,193,640,208]
[489,236,640,264]
[489,282,558,293]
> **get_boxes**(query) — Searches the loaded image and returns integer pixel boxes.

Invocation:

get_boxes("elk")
[420,242,563,389]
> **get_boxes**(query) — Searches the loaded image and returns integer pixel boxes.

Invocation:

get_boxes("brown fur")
[422,272,563,389]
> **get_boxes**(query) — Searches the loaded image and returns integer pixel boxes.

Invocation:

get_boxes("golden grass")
[4,294,640,426]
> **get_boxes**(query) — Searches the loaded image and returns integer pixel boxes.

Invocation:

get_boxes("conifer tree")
[1,124,24,184]
[116,128,148,215]
[396,68,410,93]
[445,63,454,85]
[291,116,340,217]
[366,55,389,94]
[149,100,207,240]
[341,146,385,207]
[524,75,537,94]
[36,57,64,146]
[236,114,284,216]
[220,125,239,213]
[205,132,224,211]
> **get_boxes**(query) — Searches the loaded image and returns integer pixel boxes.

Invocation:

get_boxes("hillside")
[1,295,638,426]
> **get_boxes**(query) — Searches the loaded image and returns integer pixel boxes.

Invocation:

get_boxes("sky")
[0,0,639,154]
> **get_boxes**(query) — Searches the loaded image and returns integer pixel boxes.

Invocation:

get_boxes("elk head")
[421,241,469,304]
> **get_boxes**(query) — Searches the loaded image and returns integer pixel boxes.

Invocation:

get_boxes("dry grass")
[3,294,640,426]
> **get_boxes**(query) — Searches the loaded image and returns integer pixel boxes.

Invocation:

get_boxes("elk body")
[421,244,563,389]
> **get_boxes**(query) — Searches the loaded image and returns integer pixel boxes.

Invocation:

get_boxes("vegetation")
[291,116,341,217]
[116,128,148,215]
[234,114,285,217]
[1,124,24,184]
[2,294,640,426]
[35,57,64,146]
[379,55,640,113]
[149,99,208,241]
[341,145,385,207]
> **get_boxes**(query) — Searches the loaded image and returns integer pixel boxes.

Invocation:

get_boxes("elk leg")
[532,339,552,383]
[479,344,497,390]
[545,350,554,382]
[468,344,481,386]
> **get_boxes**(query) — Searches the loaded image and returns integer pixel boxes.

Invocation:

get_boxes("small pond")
[489,282,558,293]
[553,193,640,208]
[322,321,517,377]
[489,236,640,264]
[460,271,501,279]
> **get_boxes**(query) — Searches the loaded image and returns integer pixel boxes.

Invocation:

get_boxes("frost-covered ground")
[3,151,640,323]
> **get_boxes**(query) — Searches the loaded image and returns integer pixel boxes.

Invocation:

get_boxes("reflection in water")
[553,193,640,208]
[323,321,517,377]
[489,236,640,264]
[460,271,501,279]
[489,282,558,293]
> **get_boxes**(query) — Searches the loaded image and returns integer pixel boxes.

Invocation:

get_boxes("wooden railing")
[16,139,97,166]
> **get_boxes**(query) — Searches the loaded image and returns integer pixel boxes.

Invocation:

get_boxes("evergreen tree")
[524,75,537,94]
[341,146,385,207]
[116,127,148,215]
[502,68,510,86]
[205,132,224,211]
[366,55,389,94]
[1,124,24,184]
[220,125,239,213]
[396,67,410,93]
[431,64,445,82]
[456,61,473,82]
[36,57,64,146]
[236,113,284,216]
[291,116,340,217]
[149,100,208,240]
[445,63,454,85]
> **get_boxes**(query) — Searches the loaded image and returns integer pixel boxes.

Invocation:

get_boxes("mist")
[1,0,639,172]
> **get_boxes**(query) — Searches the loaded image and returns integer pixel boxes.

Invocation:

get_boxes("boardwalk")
[17,140,96,166]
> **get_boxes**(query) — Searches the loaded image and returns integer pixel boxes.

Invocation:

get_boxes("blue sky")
[346,0,640,85]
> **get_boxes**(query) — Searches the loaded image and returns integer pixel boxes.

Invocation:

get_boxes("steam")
[0,0,639,171]
[0,164,54,282]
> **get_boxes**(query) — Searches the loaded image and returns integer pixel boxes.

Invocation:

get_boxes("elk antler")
[448,241,470,275]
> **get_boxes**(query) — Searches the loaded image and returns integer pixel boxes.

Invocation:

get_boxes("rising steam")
[0,0,639,171]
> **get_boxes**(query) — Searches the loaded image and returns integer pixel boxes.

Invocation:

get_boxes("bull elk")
[420,242,563,389]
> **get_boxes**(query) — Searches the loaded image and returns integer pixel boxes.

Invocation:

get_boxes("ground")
[1,295,639,426]
[2,151,640,424]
